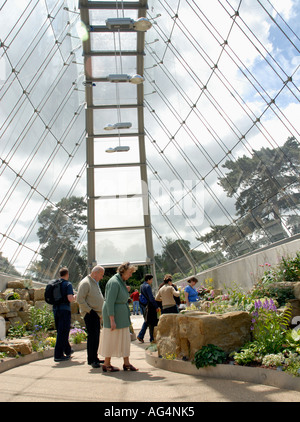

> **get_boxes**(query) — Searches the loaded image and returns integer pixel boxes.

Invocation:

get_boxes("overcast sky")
[0,0,299,274]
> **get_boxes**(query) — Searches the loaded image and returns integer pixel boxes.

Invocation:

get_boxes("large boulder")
[156,311,252,359]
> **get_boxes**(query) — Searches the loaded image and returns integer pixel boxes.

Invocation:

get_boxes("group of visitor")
[136,274,201,344]
[50,264,201,374]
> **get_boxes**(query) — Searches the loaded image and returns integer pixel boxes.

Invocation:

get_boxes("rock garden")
[0,279,86,364]
[154,252,300,379]
[1,252,300,384]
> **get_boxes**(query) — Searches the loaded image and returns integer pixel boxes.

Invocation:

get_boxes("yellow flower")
[46,337,56,347]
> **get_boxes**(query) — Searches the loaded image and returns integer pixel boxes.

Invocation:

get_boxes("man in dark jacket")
[137,274,159,343]
[53,267,75,362]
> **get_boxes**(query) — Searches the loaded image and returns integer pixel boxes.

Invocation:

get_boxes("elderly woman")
[99,262,138,373]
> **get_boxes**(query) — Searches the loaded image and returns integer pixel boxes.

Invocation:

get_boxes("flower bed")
[145,348,300,392]
[181,253,300,377]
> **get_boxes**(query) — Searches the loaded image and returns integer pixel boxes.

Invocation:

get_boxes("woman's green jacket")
[102,273,131,329]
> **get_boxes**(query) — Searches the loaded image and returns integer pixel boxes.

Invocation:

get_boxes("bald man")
[77,266,105,368]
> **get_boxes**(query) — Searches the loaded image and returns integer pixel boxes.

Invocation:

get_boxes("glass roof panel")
[90,32,137,51]
[92,81,138,105]
[94,137,140,164]
[94,166,143,197]
[89,8,138,25]
[95,229,147,266]
[95,196,145,229]
[93,107,138,134]
[90,55,137,78]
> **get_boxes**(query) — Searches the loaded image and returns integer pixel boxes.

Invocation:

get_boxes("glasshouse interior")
[0,0,300,403]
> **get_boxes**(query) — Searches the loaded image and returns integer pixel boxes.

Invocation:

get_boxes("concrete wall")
[177,236,300,292]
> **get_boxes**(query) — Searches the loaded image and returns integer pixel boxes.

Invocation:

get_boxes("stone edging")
[145,350,300,392]
[0,342,87,374]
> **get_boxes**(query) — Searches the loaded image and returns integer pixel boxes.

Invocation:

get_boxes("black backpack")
[44,279,65,305]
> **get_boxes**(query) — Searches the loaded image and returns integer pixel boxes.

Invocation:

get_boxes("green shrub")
[7,322,28,338]
[28,305,55,331]
[192,344,227,368]
[278,253,300,282]
[233,343,262,365]
[251,300,292,355]
[7,292,21,300]
[267,286,295,307]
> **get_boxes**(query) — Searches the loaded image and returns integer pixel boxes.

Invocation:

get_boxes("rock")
[293,283,300,300]
[9,338,32,354]
[0,344,18,357]
[17,311,31,325]
[156,311,252,360]
[14,288,30,301]
[5,312,18,318]
[6,300,28,312]
[0,302,9,314]
[0,283,79,336]
[7,280,25,289]
[34,300,51,310]
[28,289,35,301]
[3,289,14,299]
[0,316,5,340]
[33,288,45,302]
[0,338,32,355]
[287,299,300,323]
[7,316,24,326]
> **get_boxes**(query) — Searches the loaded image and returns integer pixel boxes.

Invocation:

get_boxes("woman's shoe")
[137,336,144,343]
[123,364,138,371]
[102,365,120,372]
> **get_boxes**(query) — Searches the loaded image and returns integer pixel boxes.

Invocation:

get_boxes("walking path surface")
[1,315,300,403]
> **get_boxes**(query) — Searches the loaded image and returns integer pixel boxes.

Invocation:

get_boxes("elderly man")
[77,265,105,368]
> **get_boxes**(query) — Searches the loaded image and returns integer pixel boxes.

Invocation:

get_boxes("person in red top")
[130,289,140,315]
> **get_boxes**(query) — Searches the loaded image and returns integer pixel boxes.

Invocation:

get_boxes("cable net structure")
[0,0,299,284]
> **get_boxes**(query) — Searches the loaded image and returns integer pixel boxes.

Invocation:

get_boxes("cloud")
[143,0,300,257]
[0,0,299,274]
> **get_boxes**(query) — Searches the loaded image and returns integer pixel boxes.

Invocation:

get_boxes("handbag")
[143,304,149,321]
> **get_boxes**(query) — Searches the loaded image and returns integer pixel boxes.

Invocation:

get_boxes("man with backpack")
[51,267,75,362]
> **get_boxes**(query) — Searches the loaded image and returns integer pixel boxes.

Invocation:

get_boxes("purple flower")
[254,300,262,309]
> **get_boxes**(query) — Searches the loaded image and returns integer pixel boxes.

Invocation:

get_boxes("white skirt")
[99,327,131,358]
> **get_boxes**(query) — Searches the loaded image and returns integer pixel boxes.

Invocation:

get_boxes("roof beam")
[84,51,145,56]
[79,1,147,10]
